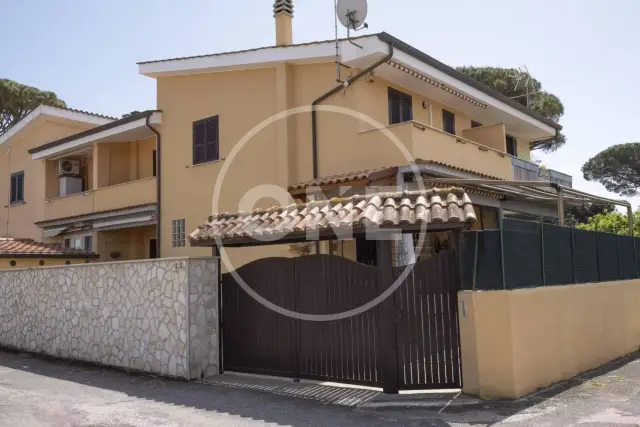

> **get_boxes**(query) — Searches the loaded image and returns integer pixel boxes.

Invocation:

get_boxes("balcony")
[357,121,572,186]
[44,177,157,222]
[511,157,573,188]
[358,121,514,180]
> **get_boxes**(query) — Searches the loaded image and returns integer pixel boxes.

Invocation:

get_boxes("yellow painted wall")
[96,225,156,262]
[517,139,532,161]
[459,280,640,399]
[0,120,94,240]
[155,61,521,266]
[0,257,90,270]
[461,123,506,152]
[157,68,289,264]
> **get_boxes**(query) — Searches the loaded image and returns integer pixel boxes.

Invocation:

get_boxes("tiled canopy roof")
[288,167,398,191]
[288,160,503,193]
[0,238,98,258]
[190,188,476,246]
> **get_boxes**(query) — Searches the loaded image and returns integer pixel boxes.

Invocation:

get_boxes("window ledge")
[7,201,26,207]
[189,158,225,168]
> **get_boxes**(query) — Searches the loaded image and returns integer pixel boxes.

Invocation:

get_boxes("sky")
[2,0,639,207]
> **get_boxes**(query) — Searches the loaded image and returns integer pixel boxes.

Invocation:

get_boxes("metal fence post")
[616,235,621,280]
[498,208,506,290]
[376,239,399,394]
[634,237,639,278]
[540,216,546,286]
[570,227,577,283]
[595,227,601,281]
[472,232,479,291]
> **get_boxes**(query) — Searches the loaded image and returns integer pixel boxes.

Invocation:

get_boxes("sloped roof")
[190,188,476,246]
[29,110,159,155]
[0,104,115,145]
[288,167,398,191]
[288,160,503,193]
[0,238,98,258]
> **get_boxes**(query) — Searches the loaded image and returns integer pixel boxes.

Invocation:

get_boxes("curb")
[358,398,485,410]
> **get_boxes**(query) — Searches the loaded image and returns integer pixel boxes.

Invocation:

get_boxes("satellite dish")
[337,0,368,30]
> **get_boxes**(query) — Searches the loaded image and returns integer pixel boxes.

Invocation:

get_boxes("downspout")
[146,113,162,257]
[311,42,394,179]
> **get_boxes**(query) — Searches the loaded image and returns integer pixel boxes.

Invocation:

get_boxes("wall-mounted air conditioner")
[56,159,80,176]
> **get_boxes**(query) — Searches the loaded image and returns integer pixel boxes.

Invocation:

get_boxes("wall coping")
[459,279,640,295]
[0,256,217,273]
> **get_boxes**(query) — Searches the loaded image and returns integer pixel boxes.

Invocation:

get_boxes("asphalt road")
[0,349,638,426]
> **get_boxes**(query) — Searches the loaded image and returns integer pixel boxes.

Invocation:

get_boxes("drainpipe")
[311,42,394,179]
[146,113,162,257]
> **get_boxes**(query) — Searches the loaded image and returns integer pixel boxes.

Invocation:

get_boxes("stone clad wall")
[0,257,218,379]
[188,258,219,378]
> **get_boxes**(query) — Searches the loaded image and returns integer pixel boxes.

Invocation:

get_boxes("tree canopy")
[455,66,565,152]
[564,203,615,227]
[122,110,142,118]
[0,78,66,135]
[577,209,640,236]
[581,143,640,197]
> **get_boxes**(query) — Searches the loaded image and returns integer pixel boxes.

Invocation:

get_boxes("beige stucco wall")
[96,225,156,262]
[155,61,527,266]
[461,123,506,152]
[459,280,640,399]
[0,119,94,241]
[0,257,89,270]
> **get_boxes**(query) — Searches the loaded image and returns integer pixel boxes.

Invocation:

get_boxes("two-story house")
[1,107,160,262]
[136,1,568,266]
[3,0,570,266]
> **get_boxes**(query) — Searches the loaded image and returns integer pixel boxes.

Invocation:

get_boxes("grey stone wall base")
[0,258,219,380]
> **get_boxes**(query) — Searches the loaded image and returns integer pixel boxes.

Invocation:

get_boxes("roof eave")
[377,32,562,131]
[0,105,115,146]
[29,110,161,159]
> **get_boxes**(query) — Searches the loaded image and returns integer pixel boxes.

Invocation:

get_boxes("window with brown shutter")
[193,116,219,165]
[388,87,413,125]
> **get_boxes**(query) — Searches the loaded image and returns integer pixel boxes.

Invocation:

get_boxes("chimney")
[274,0,293,46]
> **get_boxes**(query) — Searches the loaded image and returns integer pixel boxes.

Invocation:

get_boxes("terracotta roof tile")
[190,188,476,245]
[288,160,503,194]
[0,238,98,258]
[288,167,398,191]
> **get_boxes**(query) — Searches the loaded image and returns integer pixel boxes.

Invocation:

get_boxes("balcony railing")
[511,157,573,187]
[44,177,157,222]
[358,121,514,180]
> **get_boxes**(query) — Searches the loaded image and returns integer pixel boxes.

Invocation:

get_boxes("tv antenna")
[509,65,539,108]
[334,0,369,82]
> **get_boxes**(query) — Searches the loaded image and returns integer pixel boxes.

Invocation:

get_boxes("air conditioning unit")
[56,159,80,176]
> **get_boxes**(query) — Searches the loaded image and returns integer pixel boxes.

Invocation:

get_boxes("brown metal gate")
[221,251,461,390]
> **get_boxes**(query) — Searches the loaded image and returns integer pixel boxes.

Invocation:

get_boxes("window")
[506,135,518,156]
[442,109,456,134]
[152,149,157,177]
[388,88,413,125]
[83,235,93,251]
[172,219,186,247]
[193,116,219,165]
[10,171,24,204]
[471,120,483,128]
[63,238,71,248]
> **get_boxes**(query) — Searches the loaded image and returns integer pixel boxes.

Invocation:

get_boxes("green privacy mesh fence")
[460,218,640,290]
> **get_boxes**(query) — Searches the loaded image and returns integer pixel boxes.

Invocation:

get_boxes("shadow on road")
[0,347,637,427]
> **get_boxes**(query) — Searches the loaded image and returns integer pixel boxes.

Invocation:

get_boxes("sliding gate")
[221,251,461,390]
